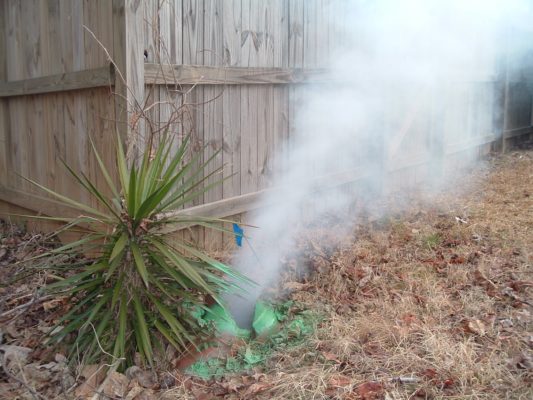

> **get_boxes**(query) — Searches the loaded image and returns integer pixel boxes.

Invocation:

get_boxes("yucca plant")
[22,133,250,368]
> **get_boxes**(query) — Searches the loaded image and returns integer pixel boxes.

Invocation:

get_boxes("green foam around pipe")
[205,301,280,339]
[204,304,252,338]
[252,301,280,337]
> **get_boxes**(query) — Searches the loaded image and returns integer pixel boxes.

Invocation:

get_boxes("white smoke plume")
[226,0,533,326]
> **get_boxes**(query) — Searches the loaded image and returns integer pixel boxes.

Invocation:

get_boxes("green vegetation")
[423,232,442,250]
[187,301,320,379]
[22,134,251,368]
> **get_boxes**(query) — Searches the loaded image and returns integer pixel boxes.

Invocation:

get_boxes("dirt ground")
[0,150,531,399]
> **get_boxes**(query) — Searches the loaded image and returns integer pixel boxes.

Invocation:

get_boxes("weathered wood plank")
[257,1,286,190]
[182,0,205,247]
[144,63,329,85]
[112,0,145,162]
[0,2,10,187]
[0,67,113,98]
[40,0,60,195]
[288,0,304,170]
[4,2,22,190]
[203,0,225,249]
[503,125,533,139]
[0,185,80,218]
[220,0,243,247]
[156,166,368,233]
[240,1,260,196]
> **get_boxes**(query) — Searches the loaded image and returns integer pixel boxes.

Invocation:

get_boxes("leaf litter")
[0,150,531,399]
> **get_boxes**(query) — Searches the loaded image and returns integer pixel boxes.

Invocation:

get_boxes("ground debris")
[0,151,531,399]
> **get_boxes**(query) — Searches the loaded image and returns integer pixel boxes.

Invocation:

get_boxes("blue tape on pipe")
[232,223,244,247]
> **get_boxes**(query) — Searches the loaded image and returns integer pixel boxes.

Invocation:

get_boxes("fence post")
[112,0,145,164]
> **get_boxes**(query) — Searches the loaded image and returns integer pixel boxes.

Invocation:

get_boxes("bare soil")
[0,150,531,399]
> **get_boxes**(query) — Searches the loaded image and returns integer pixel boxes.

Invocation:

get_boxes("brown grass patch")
[1,151,531,399]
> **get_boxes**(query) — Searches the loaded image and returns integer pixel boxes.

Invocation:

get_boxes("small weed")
[423,233,441,250]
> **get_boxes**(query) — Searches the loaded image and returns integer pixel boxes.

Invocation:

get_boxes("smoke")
[226,0,533,327]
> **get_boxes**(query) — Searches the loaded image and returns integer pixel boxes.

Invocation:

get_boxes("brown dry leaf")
[323,351,341,363]
[4,324,23,339]
[101,371,130,398]
[42,296,68,312]
[419,368,438,380]
[449,254,466,264]
[124,382,144,400]
[442,378,455,388]
[0,344,31,365]
[220,377,245,393]
[357,381,384,400]
[463,319,486,336]
[22,364,52,382]
[244,382,273,396]
[75,381,97,398]
[134,389,157,400]
[329,374,352,388]
[191,387,216,400]
[400,313,417,326]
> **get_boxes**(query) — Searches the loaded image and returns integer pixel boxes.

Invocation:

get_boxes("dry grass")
[199,151,532,399]
[1,151,531,399]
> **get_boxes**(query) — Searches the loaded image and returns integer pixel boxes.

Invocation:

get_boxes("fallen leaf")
[462,319,486,336]
[0,345,31,365]
[101,371,130,398]
[442,378,454,388]
[244,382,273,396]
[413,388,428,398]
[159,373,176,389]
[23,364,51,382]
[125,366,158,389]
[54,353,67,364]
[191,387,215,400]
[134,388,157,400]
[401,313,417,326]
[419,368,437,380]
[220,377,245,393]
[42,296,68,312]
[75,365,107,398]
[357,381,384,400]
[449,254,466,264]
[323,351,341,363]
[328,374,352,387]
[124,383,144,400]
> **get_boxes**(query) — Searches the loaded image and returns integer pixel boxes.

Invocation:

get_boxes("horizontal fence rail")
[0,66,114,98]
[145,63,330,85]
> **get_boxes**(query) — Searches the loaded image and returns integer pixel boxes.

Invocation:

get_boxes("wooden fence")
[0,0,532,249]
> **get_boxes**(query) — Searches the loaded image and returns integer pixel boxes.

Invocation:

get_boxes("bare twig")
[0,293,53,319]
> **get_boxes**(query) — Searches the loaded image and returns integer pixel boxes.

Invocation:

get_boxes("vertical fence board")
[182,0,205,247]
[202,0,224,248]
[0,2,9,187]
[288,0,304,168]
[220,0,242,247]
